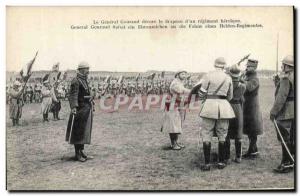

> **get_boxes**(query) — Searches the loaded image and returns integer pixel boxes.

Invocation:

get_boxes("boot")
[274,143,294,173]
[201,142,211,171]
[56,112,60,120]
[43,114,47,122]
[242,135,258,159]
[217,141,226,169]
[53,112,57,121]
[15,119,20,126]
[169,133,181,150]
[79,145,93,159]
[12,119,16,126]
[79,145,87,159]
[175,133,185,148]
[234,139,242,163]
[224,137,231,163]
[45,113,49,122]
[74,144,86,162]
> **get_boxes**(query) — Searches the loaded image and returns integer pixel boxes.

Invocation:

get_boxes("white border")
[1,0,299,196]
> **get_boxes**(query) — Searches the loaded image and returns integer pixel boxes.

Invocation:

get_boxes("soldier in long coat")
[224,65,246,163]
[241,59,263,159]
[41,79,52,122]
[162,71,190,150]
[9,81,25,126]
[66,62,93,162]
[270,55,294,173]
[198,57,235,171]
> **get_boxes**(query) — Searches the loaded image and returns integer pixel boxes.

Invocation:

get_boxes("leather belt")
[206,95,226,99]
[287,97,294,102]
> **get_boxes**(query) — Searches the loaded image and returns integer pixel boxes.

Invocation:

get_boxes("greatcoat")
[66,74,93,144]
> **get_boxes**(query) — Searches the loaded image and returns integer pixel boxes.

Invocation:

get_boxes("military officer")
[66,62,94,162]
[162,70,191,150]
[224,65,246,163]
[9,80,25,126]
[241,59,263,159]
[198,57,235,170]
[270,55,294,173]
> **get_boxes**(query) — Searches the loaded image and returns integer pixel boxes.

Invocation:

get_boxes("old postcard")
[6,6,294,191]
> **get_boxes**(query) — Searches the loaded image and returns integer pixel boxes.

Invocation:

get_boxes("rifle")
[273,34,280,86]
[276,33,279,74]
[237,53,251,66]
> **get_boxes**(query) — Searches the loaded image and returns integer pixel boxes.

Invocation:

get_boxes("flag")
[43,73,50,83]
[105,75,111,83]
[62,72,68,80]
[20,51,38,81]
[135,73,140,81]
[57,72,62,80]
[147,73,156,80]
[118,75,124,84]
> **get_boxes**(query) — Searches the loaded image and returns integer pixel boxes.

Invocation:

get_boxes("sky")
[6,6,293,73]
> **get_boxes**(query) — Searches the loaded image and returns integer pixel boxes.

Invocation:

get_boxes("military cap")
[175,70,187,78]
[77,61,90,69]
[282,55,294,67]
[214,57,226,68]
[229,64,241,78]
[13,80,21,87]
[246,59,258,68]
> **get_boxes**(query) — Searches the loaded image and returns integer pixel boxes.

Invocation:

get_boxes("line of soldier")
[163,55,294,173]
[90,78,173,98]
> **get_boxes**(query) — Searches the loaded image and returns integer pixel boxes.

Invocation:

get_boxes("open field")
[6,78,294,190]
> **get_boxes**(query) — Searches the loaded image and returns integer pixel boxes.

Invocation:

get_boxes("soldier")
[162,70,191,150]
[9,80,25,126]
[50,81,61,121]
[241,59,263,159]
[224,65,246,163]
[50,63,62,121]
[198,57,235,170]
[41,77,52,122]
[270,55,294,173]
[66,62,94,162]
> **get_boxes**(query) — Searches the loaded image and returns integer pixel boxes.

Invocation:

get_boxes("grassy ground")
[6,78,294,190]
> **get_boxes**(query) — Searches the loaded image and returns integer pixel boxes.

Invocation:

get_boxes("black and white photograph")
[5,6,295,191]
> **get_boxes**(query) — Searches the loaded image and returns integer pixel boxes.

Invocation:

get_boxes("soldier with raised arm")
[198,57,235,171]
[241,59,263,159]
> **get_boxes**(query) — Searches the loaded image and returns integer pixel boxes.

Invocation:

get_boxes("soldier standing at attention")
[198,57,235,171]
[224,65,246,163]
[41,77,52,122]
[50,63,62,121]
[163,71,191,150]
[270,55,294,173]
[241,59,263,159]
[9,81,25,126]
[66,62,94,162]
